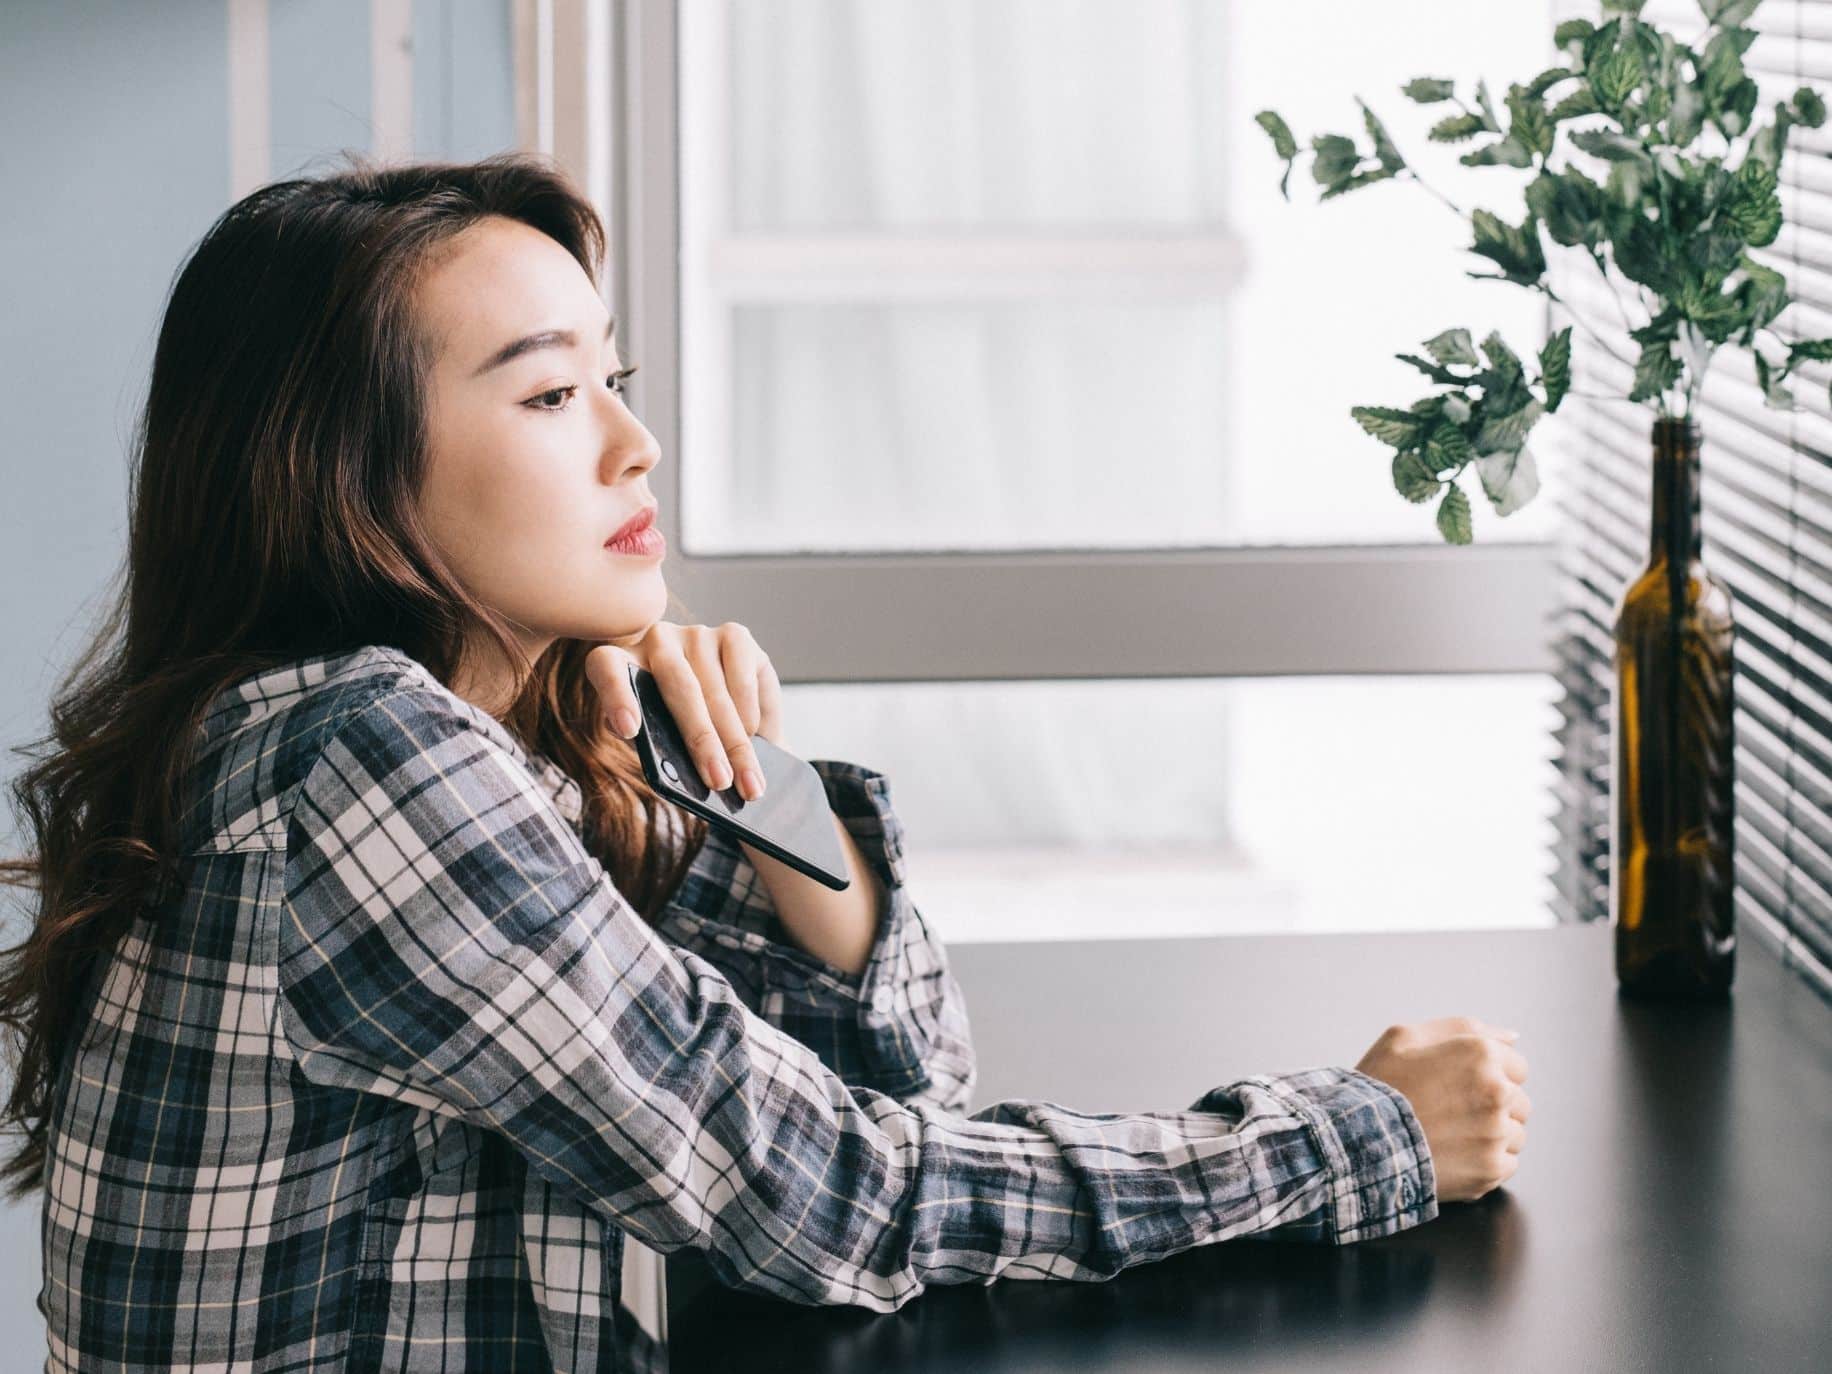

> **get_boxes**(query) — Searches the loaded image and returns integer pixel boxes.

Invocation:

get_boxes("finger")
[718,626,764,737]
[1498,1043,1529,1086]
[682,631,763,795]
[584,644,642,737]
[756,655,784,745]
[651,650,733,791]
[1504,1116,1526,1154]
[1507,1086,1532,1124]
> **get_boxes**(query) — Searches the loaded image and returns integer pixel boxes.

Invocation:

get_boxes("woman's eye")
[526,386,576,411]
[524,364,640,413]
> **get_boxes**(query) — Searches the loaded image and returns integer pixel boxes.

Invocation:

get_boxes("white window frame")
[523,0,1560,685]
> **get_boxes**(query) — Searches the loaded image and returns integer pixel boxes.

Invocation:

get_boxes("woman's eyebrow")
[472,315,616,377]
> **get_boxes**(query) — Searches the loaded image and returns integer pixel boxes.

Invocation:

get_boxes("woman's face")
[413,215,666,678]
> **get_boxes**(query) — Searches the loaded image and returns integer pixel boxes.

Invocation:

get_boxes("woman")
[1,153,1528,1373]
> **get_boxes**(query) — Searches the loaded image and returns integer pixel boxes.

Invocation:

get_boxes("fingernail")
[740,767,764,799]
[613,707,639,738]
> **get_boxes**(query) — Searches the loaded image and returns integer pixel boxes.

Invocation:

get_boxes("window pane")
[777,673,1560,942]
[727,0,1228,231]
[684,0,1565,552]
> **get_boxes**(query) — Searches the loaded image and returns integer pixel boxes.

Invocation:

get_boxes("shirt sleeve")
[648,757,977,1114]
[277,683,1439,1316]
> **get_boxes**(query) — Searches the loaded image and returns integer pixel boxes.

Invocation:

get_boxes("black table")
[665,924,1832,1372]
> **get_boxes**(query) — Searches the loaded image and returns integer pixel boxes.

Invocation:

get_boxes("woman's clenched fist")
[1355,1017,1531,1204]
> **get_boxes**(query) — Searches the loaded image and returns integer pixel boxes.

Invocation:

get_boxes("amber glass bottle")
[1609,416,1736,999]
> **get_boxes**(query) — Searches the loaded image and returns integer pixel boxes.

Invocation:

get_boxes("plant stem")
[1400,167,1466,218]
[1535,280,1639,372]
[1587,247,1639,338]
[1568,388,1645,406]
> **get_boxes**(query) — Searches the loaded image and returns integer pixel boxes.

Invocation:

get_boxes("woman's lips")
[606,507,665,557]
[606,526,665,557]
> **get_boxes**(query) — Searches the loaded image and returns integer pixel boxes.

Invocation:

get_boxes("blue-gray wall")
[0,1,515,1354]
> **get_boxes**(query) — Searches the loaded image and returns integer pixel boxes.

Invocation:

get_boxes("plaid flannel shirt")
[39,644,1437,1373]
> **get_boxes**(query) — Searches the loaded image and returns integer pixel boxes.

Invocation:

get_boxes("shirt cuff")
[1203,1066,1439,1244]
[748,759,938,1098]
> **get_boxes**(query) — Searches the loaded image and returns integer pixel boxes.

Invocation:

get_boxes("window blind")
[1550,0,1832,1004]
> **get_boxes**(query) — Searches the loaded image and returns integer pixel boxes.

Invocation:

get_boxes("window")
[540,0,1569,937]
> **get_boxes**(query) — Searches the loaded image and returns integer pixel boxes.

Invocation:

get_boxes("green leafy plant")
[1255,0,1831,543]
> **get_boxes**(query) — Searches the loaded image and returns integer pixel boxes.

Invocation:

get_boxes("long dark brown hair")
[0,151,711,1201]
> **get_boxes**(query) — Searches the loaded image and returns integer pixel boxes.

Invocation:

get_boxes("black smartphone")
[624,661,852,891]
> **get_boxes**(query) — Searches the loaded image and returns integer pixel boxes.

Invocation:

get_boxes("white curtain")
[710,0,1238,864]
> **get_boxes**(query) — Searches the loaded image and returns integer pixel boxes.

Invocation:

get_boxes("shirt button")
[871,985,894,1015]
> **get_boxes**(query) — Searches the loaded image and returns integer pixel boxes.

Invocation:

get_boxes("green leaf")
[1723,155,1783,246]
[1424,420,1477,473]
[1402,77,1456,104]
[1748,102,1794,171]
[1754,348,1796,409]
[1716,77,1761,139]
[1255,111,1299,199]
[1470,208,1548,284]
[1319,168,1398,200]
[1555,18,1595,47]
[1787,337,1832,363]
[1525,168,1605,248]
[1603,157,1649,213]
[1524,66,1577,99]
[1678,277,1748,344]
[1539,326,1574,411]
[1569,127,1652,162]
[1614,215,1680,293]
[1461,136,1536,167]
[1550,87,1602,122]
[1629,339,1683,401]
[1701,1,1763,27]
[1310,133,1361,188]
[1436,484,1474,544]
[1358,98,1406,173]
[1475,444,1542,516]
[1429,112,1488,143]
[1423,327,1482,367]
[1397,352,1469,385]
[1667,80,1707,146]
[1600,0,1647,14]
[1630,307,1681,345]
[1475,79,1503,132]
[1392,451,1442,503]
[1476,398,1545,454]
[1480,330,1523,377]
[1732,255,1789,342]
[1582,17,1623,70]
[1351,405,1425,447]
[1592,47,1643,110]
[1506,86,1557,158]
[1794,86,1827,129]
[1254,110,1298,160]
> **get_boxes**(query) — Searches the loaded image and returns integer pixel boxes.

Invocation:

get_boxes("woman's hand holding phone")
[584,621,784,801]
